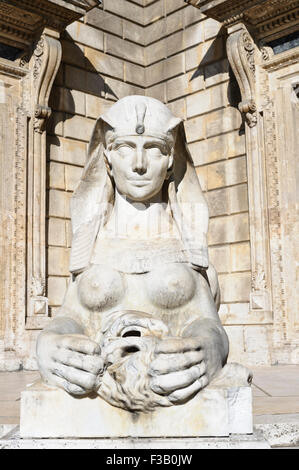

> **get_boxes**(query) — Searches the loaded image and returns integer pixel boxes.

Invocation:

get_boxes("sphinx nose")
[132,148,147,175]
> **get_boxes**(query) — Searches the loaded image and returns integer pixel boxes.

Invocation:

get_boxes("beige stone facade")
[0,0,298,369]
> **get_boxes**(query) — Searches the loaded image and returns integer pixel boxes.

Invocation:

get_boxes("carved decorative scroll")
[33,30,62,133]
[26,28,62,321]
[226,24,257,127]
[225,23,272,315]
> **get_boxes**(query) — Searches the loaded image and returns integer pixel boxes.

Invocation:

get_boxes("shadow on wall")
[47,31,118,133]
[45,33,120,278]
[189,26,228,83]
[189,26,244,135]
[45,31,119,178]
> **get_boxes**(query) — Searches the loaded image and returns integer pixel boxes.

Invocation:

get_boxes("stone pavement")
[0,365,298,447]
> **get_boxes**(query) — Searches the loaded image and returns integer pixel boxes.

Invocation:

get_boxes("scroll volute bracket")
[226,23,258,128]
[26,29,62,326]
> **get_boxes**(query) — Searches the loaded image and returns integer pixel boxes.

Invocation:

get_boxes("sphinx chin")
[98,341,170,412]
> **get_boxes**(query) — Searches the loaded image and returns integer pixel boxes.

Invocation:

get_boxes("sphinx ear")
[165,150,174,180]
[103,149,113,177]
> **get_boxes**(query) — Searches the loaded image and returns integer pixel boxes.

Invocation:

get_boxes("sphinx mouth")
[129,180,151,186]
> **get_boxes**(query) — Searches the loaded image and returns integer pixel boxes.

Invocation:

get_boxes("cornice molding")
[262,46,299,70]
[185,0,299,42]
[0,0,101,49]
[0,57,28,77]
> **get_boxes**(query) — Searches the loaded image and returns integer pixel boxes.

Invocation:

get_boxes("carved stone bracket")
[214,21,271,314]
[32,30,62,133]
[226,24,258,127]
[226,23,272,314]
[26,28,62,322]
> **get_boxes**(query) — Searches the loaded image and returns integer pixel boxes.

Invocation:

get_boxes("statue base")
[1,428,271,449]
[20,378,253,438]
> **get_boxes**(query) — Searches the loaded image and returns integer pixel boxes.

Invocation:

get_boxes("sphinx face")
[106,135,173,202]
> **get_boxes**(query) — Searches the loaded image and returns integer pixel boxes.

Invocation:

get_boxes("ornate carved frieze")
[260,49,299,355]
[0,61,29,368]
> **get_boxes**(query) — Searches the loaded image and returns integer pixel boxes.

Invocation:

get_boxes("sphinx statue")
[36,95,234,412]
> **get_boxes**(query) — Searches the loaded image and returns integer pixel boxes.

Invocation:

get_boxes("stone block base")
[20,380,253,439]
[0,428,270,449]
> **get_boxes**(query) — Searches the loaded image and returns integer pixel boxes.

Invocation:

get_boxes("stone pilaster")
[187,0,299,362]
[0,0,100,369]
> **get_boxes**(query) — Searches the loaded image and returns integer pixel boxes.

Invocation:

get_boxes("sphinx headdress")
[69,95,209,274]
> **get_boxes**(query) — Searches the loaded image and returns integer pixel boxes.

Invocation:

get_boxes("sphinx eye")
[145,144,167,156]
[115,143,134,150]
[114,143,135,156]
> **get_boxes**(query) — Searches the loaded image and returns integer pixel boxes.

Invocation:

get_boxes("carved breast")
[77,262,197,313]
[77,264,125,311]
[144,264,196,309]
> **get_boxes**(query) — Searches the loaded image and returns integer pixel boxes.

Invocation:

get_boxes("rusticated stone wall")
[46,0,145,318]
[46,0,269,366]
[142,1,258,365]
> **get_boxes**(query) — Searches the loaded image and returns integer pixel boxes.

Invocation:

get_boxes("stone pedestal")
[20,381,253,438]
[0,429,271,449]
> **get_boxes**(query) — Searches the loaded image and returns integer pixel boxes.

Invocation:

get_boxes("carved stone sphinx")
[23,96,252,437]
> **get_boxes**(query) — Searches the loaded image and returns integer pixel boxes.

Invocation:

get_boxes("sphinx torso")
[62,235,210,339]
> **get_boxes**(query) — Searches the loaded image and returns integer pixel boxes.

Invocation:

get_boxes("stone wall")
[142,1,258,365]
[46,0,145,318]
[46,0,270,366]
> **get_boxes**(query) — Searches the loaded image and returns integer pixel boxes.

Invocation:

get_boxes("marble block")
[20,381,253,438]
[1,431,271,449]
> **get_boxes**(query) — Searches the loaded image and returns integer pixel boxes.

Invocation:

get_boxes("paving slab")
[251,366,299,397]
[0,401,20,418]
[0,371,40,424]
[254,413,299,424]
[252,384,269,397]
[0,416,21,425]
[253,396,299,416]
